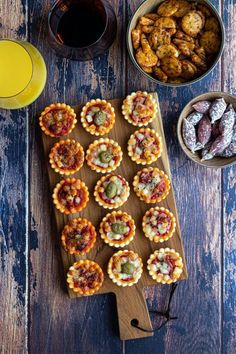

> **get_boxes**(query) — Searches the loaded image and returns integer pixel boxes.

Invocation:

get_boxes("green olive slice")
[105,182,117,198]
[99,150,112,163]
[94,111,107,126]
[111,222,127,234]
[121,262,135,275]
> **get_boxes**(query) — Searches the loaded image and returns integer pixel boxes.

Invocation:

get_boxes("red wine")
[57,1,106,48]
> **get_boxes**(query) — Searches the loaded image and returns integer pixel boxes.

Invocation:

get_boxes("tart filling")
[94,174,130,209]
[107,250,143,287]
[147,248,183,284]
[133,167,170,203]
[128,128,163,164]
[99,211,135,247]
[61,218,96,255]
[86,138,122,173]
[142,207,176,243]
[67,260,104,295]
[52,178,89,214]
[39,103,77,137]
[49,139,84,175]
[81,99,115,136]
[122,91,157,127]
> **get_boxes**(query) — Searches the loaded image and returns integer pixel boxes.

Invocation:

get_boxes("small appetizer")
[80,99,115,136]
[99,211,135,247]
[122,91,157,127]
[39,103,77,137]
[147,248,183,284]
[128,127,162,165]
[86,138,122,173]
[133,167,170,203]
[107,250,143,287]
[52,178,89,214]
[61,218,96,255]
[142,206,176,243]
[67,260,104,295]
[94,174,130,209]
[49,139,84,175]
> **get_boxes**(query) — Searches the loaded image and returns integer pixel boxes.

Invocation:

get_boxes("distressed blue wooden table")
[0,1,235,353]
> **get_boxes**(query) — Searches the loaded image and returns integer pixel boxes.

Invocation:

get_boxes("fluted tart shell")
[39,103,77,137]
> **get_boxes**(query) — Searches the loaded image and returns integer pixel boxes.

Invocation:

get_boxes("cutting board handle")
[115,286,153,340]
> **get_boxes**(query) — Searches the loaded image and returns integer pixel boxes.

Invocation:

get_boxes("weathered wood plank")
[125,0,223,353]
[0,1,28,353]
[222,1,236,353]
[28,0,125,352]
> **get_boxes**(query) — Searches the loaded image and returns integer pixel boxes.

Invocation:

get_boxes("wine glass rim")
[0,39,34,99]
[48,0,109,50]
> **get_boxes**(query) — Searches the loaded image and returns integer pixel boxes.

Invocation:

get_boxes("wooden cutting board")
[41,93,188,340]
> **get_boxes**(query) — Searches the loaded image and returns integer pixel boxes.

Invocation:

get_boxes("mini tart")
[142,207,176,243]
[86,138,122,173]
[49,139,84,175]
[99,211,135,248]
[94,174,130,209]
[81,99,115,136]
[107,250,143,287]
[133,167,170,203]
[67,260,104,295]
[147,248,183,284]
[122,91,157,127]
[61,218,96,255]
[128,128,162,165]
[52,178,89,214]
[39,103,77,137]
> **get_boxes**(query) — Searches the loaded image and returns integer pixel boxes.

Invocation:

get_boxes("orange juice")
[0,40,47,109]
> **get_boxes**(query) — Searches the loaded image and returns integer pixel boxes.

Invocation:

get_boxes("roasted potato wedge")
[156,44,179,59]
[195,46,206,61]
[197,4,211,18]
[155,17,176,29]
[174,30,194,43]
[149,28,171,49]
[153,67,168,82]
[181,59,197,79]
[142,25,154,34]
[181,10,205,37]
[157,0,179,17]
[144,13,160,21]
[131,29,141,50]
[174,0,192,17]
[139,16,154,26]
[191,53,207,70]
[173,38,195,56]
[161,56,182,77]
[200,31,221,54]
[136,47,158,68]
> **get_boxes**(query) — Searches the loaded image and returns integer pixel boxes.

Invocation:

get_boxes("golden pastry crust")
[67,260,104,295]
[49,139,84,175]
[122,91,157,127]
[39,103,77,137]
[107,250,143,287]
[86,138,123,173]
[61,218,96,255]
[80,99,115,136]
[52,178,89,214]
[128,128,162,165]
[147,248,183,284]
[99,211,135,248]
[142,206,176,243]
[94,174,130,209]
[133,167,170,203]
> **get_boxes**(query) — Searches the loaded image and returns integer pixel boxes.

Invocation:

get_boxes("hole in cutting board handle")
[131,319,139,326]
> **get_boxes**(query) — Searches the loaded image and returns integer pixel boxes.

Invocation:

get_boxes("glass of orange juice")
[0,39,47,109]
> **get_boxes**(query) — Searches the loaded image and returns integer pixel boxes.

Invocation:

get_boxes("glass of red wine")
[48,0,117,61]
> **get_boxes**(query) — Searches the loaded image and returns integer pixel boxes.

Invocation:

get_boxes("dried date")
[209,98,227,123]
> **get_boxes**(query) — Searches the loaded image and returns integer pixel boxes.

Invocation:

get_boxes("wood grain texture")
[222,1,236,353]
[41,95,187,340]
[0,1,28,353]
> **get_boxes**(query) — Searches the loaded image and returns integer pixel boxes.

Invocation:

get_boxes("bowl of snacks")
[177,92,236,168]
[127,0,225,86]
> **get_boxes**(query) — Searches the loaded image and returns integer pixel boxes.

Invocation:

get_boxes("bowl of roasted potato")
[127,0,225,86]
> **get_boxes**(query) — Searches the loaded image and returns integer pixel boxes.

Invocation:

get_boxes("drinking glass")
[48,0,117,61]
